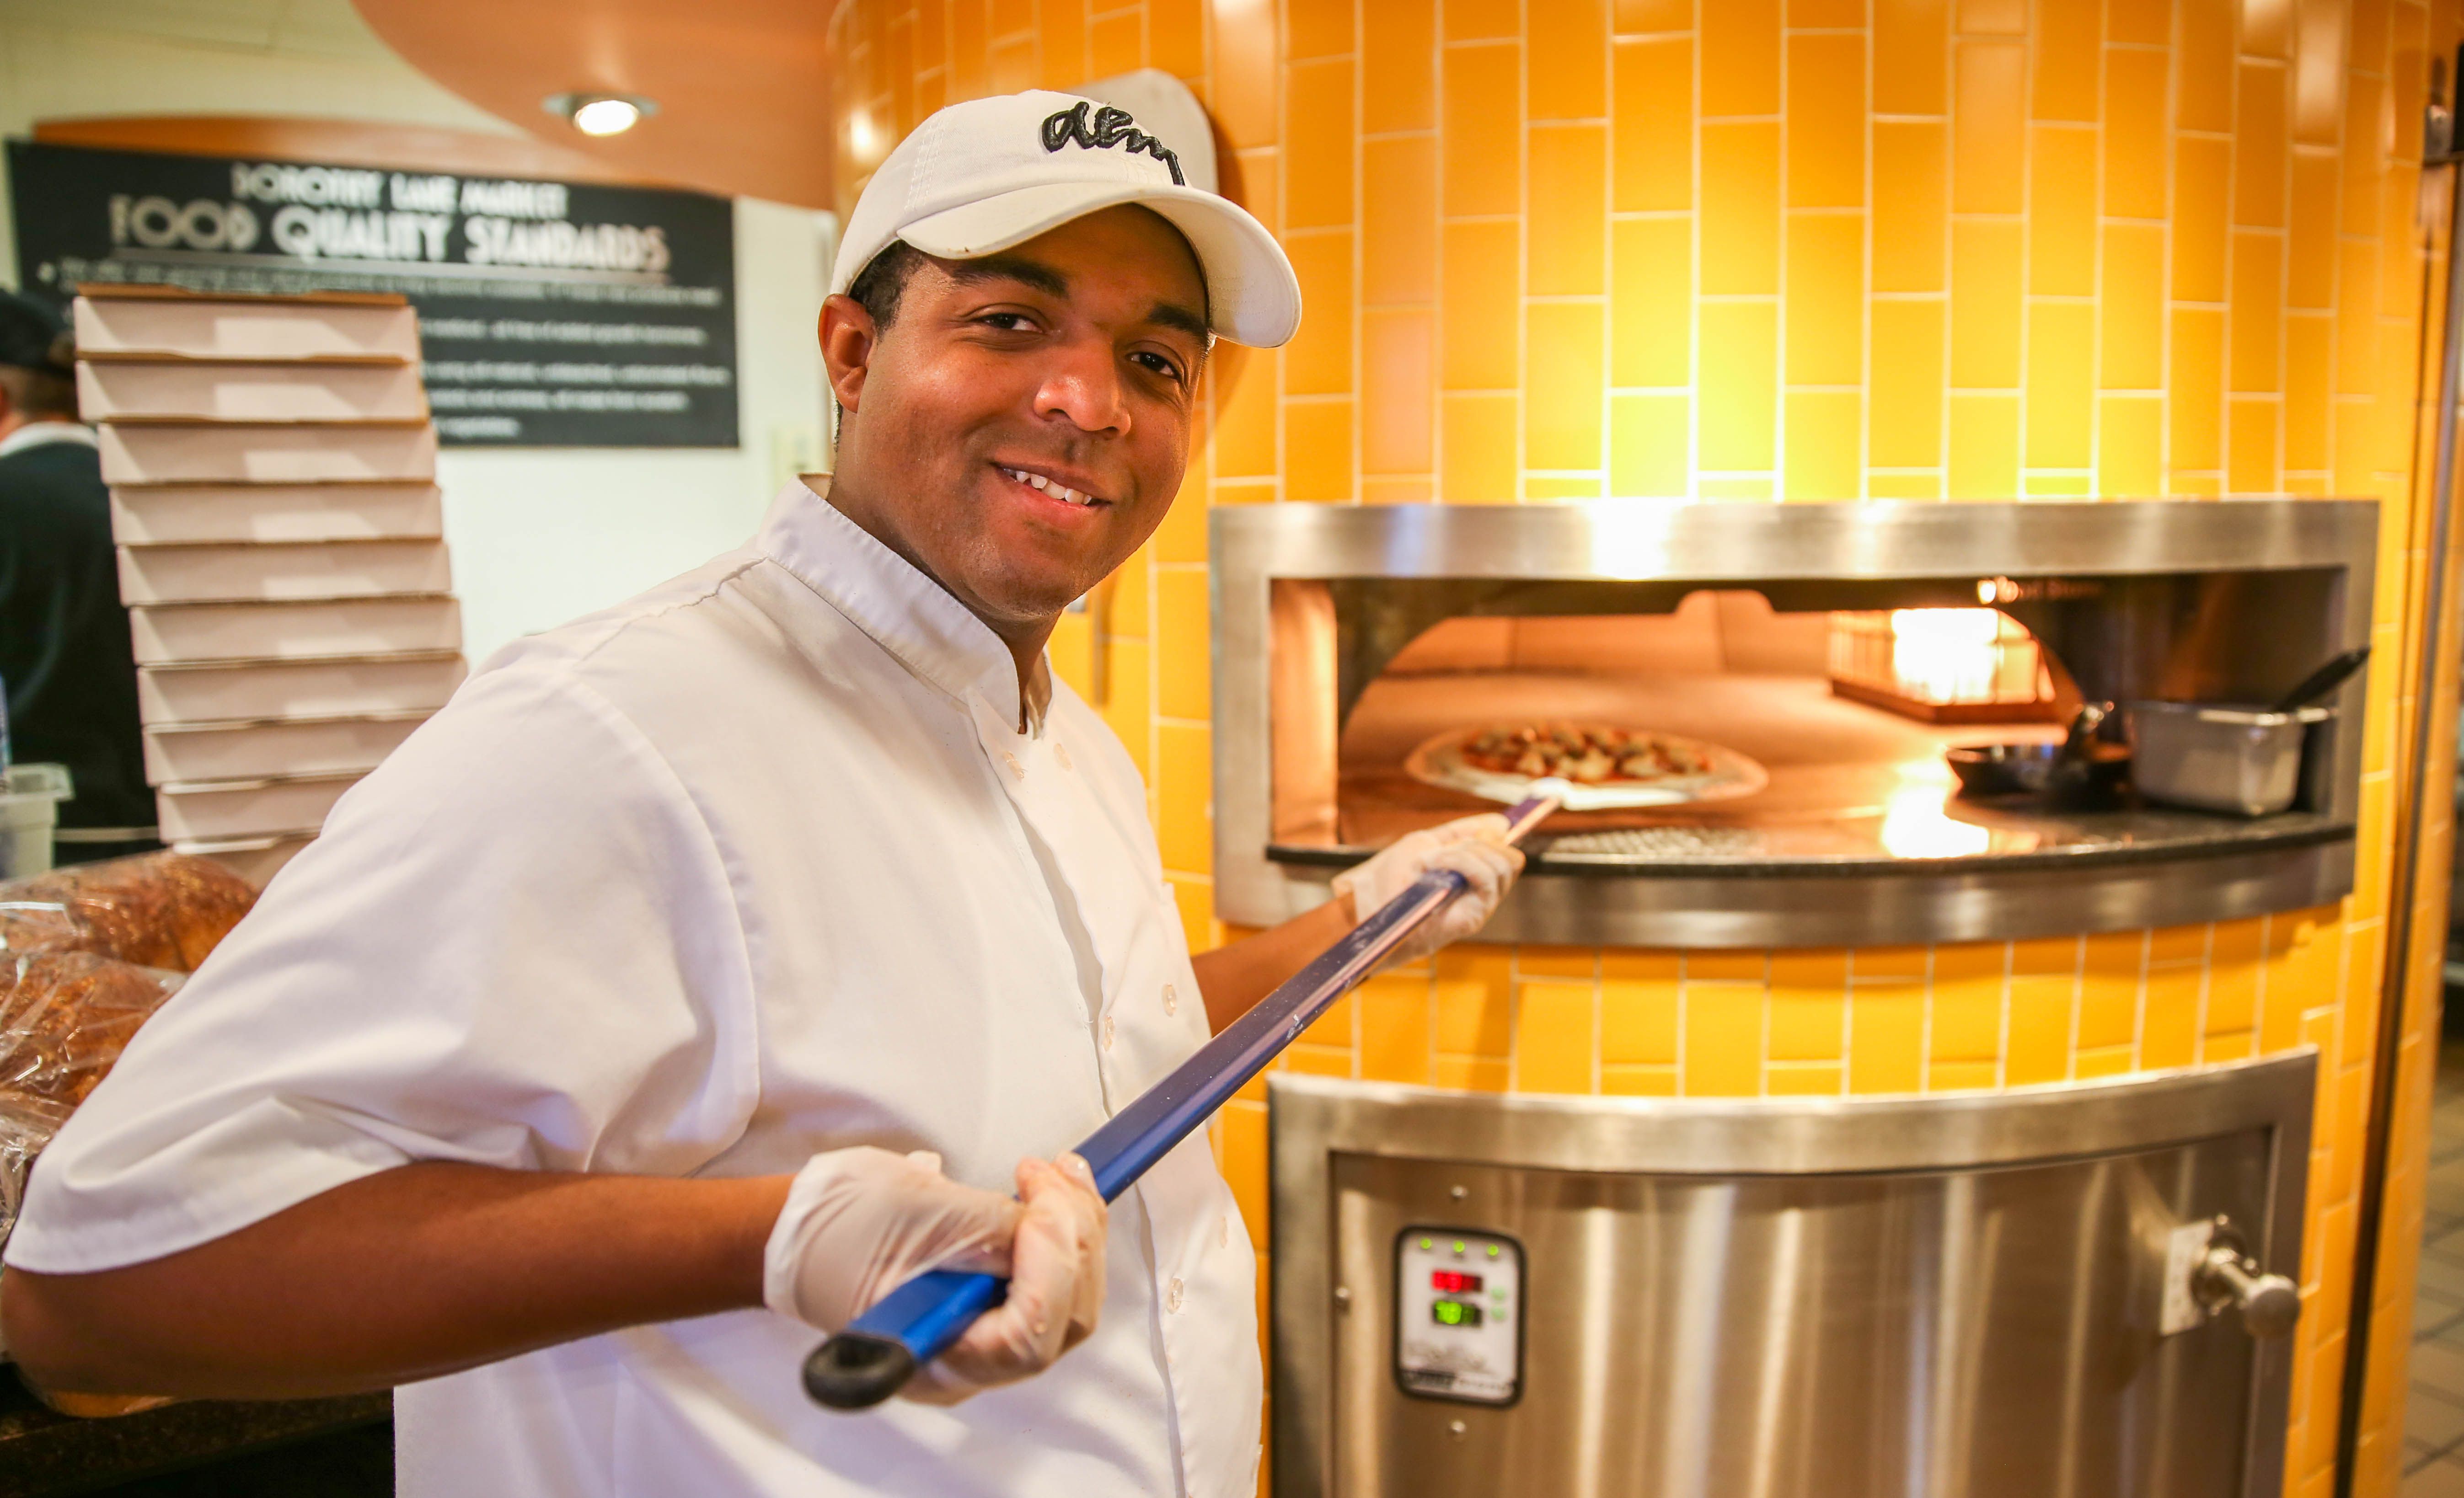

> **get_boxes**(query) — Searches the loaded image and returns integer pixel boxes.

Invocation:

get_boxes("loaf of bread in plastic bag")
[0,851,257,972]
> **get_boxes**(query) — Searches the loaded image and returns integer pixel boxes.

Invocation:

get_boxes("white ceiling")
[0,0,401,62]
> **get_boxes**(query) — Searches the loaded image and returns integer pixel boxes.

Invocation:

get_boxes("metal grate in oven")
[1537,827,1774,859]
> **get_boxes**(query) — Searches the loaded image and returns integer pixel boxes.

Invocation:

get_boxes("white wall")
[0,0,833,664]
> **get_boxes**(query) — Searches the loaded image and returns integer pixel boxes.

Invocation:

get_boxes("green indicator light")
[1453,1241,1466,1254]
[1434,1301,1466,1326]
[1419,1238,1432,1250]
[1488,1245,1501,1258]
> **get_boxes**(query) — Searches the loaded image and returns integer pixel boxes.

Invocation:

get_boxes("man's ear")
[819,294,878,417]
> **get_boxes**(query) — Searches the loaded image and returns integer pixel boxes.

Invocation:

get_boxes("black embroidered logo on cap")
[1040,102,1186,186]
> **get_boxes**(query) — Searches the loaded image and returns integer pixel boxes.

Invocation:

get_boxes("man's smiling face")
[820,205,1210,635]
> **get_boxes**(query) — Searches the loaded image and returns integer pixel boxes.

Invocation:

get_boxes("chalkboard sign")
[8,141,739,449]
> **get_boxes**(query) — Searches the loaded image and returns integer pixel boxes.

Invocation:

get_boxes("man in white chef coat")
[0,91,1523,1498]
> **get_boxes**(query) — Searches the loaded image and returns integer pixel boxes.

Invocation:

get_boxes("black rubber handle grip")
[802,1332,918,1411]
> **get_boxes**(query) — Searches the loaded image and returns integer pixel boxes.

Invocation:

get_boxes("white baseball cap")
[830,90,1301,348]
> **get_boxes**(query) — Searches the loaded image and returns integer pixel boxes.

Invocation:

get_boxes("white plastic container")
[99,423,437,485]
[128,596,461,664]
[110,483,444,546]
[0,765,75,878]
[135,652,466,725]
[78,361,428,423]
[155,772,363,842]
[144,712,428,784]
[118,540,454,604]
[74,292,418,364]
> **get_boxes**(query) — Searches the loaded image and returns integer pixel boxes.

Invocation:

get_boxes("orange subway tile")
[1283,232,1355,395]
[1435,945,1514,1054]
[1035,4,1084,87]
[2208,954,2260,1037]
[2010,934,2080,976]
[2287,152,2338,309]
[1947,394,2019,497]
[1698,300,1779,470]
[1287,0,1353,58]
[1688,951,1765,982]
[2341,75,2384,239]
[1683,985,1763,1096]
[1443,0,1520,42]
[1155,568,1209,719]
[1436,1056,1511,1092]
[1363,135,1438,306]
[1700,0,1781,117]
[1530,126,1609,296]
[1303,990,1355,1048]
[2175,0,2234,133]
[1789,0,1861,23]
[1612,218,1693,385]
[1220,1101,1268,1244]
[1285,399,1355,502]
[1788,32,1866,209]
[1869,299,1946,467]
[2243,0,2291,55]
[1702,122,1783,294]
[2229,231,2284,392]
[2140,964,2203,1070]
[1209,0,1277,150]
[2169,308,2226,473]
[2028,125,2096,298]
[1952,41,2025,215]
[2172,136,2231,303]
[2004,974,2076,1084]
[1617,0,1691,30]
[1787,214,1864,385]
[1769,989,1847,1061]
[1168,873,1214,953]
[2235,61,2290,228]
[2100,224,2165,390]
[1084,13,1136,78]
[1873,0,1948,114]
[2026,301,2094,471]
[1363,309,1436,472]
[1441,394,1521,501]
[1284,60,1355,230]
[1950,218,2022,388]
[2284,316,2331,473]
[1770,949,1848,988]
[1444,43,1522,216]
[2030,0,2096,122]
[1931,942,2002,986]
[2228,398,2280,496]
[1149,0,1202,76]
[1785,391,1862,500]
[1872,122,1947,294]
[1155,722,1211,874]
[1363,0,1438,133]
[1525,476,1605,498]
[2073,1044,2135,1080]
[1443,220,1521,389]
[1610,394,1692,495]
[2097,396,2163,497]
[1520,946,1599,979]
[1601,976,1681,1064]
[1955,0,2021,31]
[2202,1029,2257,1063]
[1930,989,2003,1062]
[1601,1065,1679,1097]
[1767,1063,1845,1096]
[1527,302,1607,470]
[1849,984,1926,1092]
[1530,0,1609,121]
[1613,37,1695,212]
[2078,934,2144,1050]
[1515,981,1597,1093]
[2103,48,2169,221]
[1928,1061,1999,1091]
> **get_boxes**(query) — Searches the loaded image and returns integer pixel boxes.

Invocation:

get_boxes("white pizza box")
[136,652,466,725]
[99,423,437,485]
[155,771,363,843]
[75,290,418,364]
[129,596,461,664]
[175,831,317,890]
[118,539,454,604]
[143,710,430,784]
[79,361,429,424]
[111,483,444,545]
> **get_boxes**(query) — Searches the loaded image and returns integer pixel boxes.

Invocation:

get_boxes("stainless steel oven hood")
[1210,500,2378,949]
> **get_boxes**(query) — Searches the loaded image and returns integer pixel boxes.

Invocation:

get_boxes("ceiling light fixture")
[543,92,659,137]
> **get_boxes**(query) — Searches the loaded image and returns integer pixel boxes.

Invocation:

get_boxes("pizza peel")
[800,783,1567,1410]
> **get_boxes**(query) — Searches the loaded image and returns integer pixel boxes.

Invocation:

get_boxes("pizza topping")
[1459,724,1716,785]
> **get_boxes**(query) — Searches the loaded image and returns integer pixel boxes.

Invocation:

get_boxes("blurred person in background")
[0,291,155,864]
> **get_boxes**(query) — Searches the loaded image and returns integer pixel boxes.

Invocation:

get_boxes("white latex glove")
[763,1146,1108,1405]
[1332,813,1525,968]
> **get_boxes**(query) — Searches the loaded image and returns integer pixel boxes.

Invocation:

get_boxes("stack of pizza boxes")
[74,285,466,885]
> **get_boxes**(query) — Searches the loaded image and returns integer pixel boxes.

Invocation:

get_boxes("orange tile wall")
[825,0,2463,1491]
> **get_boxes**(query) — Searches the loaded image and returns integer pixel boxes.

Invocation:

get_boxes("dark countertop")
[0,1369,386,1497]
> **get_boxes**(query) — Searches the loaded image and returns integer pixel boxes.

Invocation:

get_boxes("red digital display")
[1430,1270,1484,1293]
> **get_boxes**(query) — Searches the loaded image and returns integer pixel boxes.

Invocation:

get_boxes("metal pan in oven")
[2127,702,2332,818]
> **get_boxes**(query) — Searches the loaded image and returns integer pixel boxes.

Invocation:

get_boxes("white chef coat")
[7,480,1261,1498]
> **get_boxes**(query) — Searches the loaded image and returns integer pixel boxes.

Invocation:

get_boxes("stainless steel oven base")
[1270,1053,2314,1498]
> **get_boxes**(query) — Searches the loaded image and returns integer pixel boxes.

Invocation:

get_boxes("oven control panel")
[1393,1226,1524,1405]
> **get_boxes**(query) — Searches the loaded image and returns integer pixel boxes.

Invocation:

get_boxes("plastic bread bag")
[0,954,185,1248]
[0,851,256,972]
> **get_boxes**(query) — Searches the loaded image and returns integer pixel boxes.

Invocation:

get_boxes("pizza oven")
[1210,500,2378,949]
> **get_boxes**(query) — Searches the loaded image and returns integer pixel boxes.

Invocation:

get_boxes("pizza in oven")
[1456,723,1718,786]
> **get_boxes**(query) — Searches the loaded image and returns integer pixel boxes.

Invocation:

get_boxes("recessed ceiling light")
[543,92,659,137]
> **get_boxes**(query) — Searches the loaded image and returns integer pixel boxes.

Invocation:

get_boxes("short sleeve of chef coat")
[4,664,760,1273]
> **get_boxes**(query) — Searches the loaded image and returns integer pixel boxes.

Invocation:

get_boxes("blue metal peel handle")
[801,790,1561,1410]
